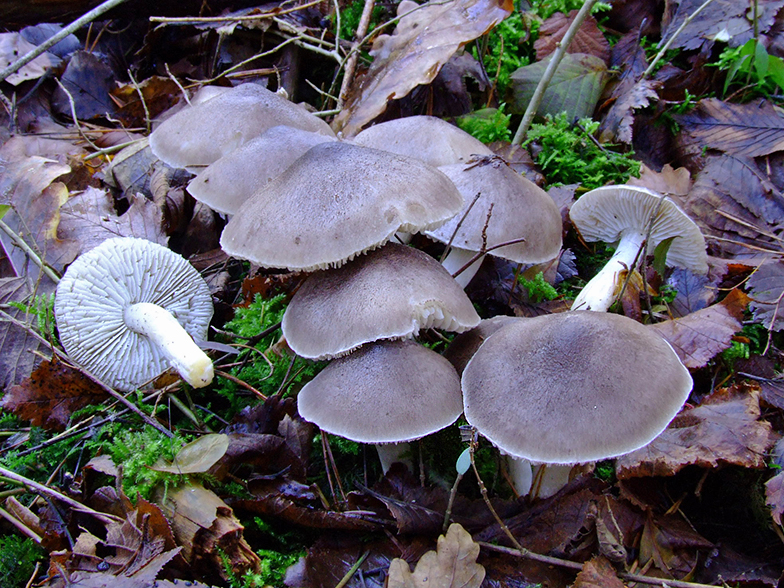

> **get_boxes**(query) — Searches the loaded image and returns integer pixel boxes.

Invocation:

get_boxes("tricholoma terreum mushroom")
[55,237,214,392]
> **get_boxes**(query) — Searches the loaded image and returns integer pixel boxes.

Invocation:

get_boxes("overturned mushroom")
[569,185,708,312]
[55,237,214,392]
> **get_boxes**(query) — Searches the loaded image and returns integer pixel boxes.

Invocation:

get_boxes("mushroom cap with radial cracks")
[462,311,692,465]
[282,242,480,360]
[220,141,465,271]
[297,339,463,444]
[54,237,214,392]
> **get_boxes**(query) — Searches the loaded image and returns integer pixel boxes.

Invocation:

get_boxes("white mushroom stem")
[571,230,646,312]
[441,247,483,288]
[123,302,214,388]
[530,463,573,499]
[375,442,413,474]
[505,456,533,497]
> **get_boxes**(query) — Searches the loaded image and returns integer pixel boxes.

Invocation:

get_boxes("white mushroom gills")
[124,302,214,388]
[570,229,646,312]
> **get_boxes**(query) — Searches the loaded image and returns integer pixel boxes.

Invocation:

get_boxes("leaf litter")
[3,0,784,586]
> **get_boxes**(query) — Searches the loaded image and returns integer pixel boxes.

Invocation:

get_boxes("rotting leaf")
[675,98,784,159]
[572,555,625,588]
[0,32,59,85]
[599,79,659,145]
[616,382,778,478]
[665,267,717,318]
[534,11,610,63]
[748,259,784,332]
[151,433,229,474]
[387,523,485,588]
[332,0,512,137]
[0,357,108,431]
[0,277,46,389]
[648,287,749,368]
[51,50,117,121]
[639,511,714,579]
[508,53,610,121]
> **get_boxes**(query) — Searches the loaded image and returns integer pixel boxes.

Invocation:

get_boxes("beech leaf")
[332,0,512,137]
[0,358,108,431]
[616,382,778,478]
[508,53,610,120]
[648,287,749,368]
[387,523,485,588]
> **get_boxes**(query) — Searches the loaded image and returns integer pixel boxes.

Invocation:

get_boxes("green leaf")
[652,236,677,278]
[151,433,229,474]
[0,205,9,220]
[508,53,610,121]
[754,40,769,80]
[767,56,784,93]
[456,447,472,475]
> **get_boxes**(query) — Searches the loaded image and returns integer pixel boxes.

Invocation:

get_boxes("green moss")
[0,535,45,588]
[517,271,558,303]
[456,105,512,143]
[525,113,640,189]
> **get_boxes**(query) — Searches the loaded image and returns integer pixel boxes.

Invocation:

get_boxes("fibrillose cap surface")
[149,83,334,169]
[426,160,563,264]
[54,237,213,392]
[462,311,692,465]
[352,115,494,167]
[187,125,336,215]
[297,339,463,444]
[220,142,465,271]
[569,185,708,273]
[282,243,480,359]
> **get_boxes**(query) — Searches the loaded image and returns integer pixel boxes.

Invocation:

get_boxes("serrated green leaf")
[508,53,609,121]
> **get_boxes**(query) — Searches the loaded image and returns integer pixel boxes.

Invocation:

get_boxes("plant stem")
[512,0,600,145]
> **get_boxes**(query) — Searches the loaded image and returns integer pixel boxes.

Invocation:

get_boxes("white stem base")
[375,442,413,474]
[571,230,646,312]
[531,463,573,499]
[124,302,214,388]
[441,247,484,288]
[506,456,533,497]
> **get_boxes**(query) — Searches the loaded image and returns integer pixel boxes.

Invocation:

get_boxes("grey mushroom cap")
[568,185,708,273]
[462,311,692,465]
[220,141,465,271]
[297,339,463,444]
[55,237,214,392]
[149,83,334,169]
[426,160,563,264]
[282,243,481,360]
[187,125,337,215]
[352,115,494,167]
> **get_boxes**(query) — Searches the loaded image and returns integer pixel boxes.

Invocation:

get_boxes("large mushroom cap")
[149,83,334,169]
[55,237,214,392]
[187,125,336,215]
[569,185,708,273]
[426,159,563,264]
[462,311,692,465]
[220,141,465,271]
[352,115,494,167]
[282,243,480,359]
[297,339,463,444]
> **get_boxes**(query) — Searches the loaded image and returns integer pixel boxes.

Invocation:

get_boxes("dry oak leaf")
[648,287,749,369]
[616,382,778,478]
[675,98,784,159]
[0,358,108,431]
[387,523,485,588]
[534,11,610,63]
[332,0,512,137]
[572,556,626,588]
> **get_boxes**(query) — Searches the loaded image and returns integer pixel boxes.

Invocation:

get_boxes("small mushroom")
[220,142,464,271]
[462,311,692,496]
[426,158,563,287]
[282,242,480,359]
[187,125,336,215]
[149,83,334,170]
[569,185,708,312]
[352,115,494,167]
[297,338,463,472]
[55,237,214,392]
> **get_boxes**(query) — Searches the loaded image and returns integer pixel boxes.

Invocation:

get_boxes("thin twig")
[0,0,131,84]
[512,0,600,145]
[0,220,61,283]
[451,237,528,280]
[338,0,377,108]
[440,191,483,263]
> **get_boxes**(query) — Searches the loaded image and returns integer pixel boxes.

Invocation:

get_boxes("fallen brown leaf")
[387,523,485,588]
[534,11,610,62]
[0,358,108,431]
[639,511,714,579]
[628,163,692,196]
[572,555,626,588]
[617,382,778,478]
[332,0,512,137]
[649,287,749,368]
[748,259,784,332]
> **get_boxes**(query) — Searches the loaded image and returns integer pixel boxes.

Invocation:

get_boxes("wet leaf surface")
[534,11,610,63]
